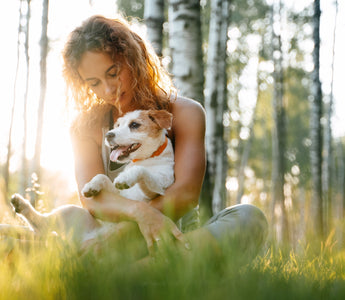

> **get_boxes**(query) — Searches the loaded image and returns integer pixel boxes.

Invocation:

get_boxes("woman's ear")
[147,110,173,130]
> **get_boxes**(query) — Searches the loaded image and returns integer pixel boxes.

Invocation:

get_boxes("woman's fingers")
[136,206,192,255]
[170,225,191,250]
[150,225,191,255]
[139,226,160,256]
[146,237,155,256]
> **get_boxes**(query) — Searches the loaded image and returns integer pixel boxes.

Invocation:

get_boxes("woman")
[62,15,268,257]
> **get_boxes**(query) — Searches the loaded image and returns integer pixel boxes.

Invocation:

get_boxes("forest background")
[0,0,344,250]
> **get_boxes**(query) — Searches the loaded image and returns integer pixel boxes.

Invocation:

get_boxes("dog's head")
[105,109,173,163]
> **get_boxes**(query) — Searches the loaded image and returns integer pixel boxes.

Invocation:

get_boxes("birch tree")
[310,0,323,239]
[271,1,289,244]
[20,0,31,196]
[204,0,230,214]
[322,0,338,235]
[144,0,164,56]
[32,0,49,204]
[168,0,209,219]
[117,0,144,19]
[4,0,30,199]
[168,0,204,102]
[236,88,259,205]
[336,141,344,218]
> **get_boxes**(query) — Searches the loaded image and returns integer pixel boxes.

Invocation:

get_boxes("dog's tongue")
[110,145,131,162]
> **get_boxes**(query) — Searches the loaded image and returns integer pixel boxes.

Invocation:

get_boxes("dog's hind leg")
[10,194,50,234]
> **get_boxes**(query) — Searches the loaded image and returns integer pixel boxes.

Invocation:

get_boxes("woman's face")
[78,51,135,113]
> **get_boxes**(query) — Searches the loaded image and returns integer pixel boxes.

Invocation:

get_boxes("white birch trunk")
[271,1,289,244]
[336,142,344,217]
[33,0,49,205]
[168,0,204,102]
[335,142,345,247]
[20,0,31,196]
[322,0,338,236]
[4,0,27,199]
[236,86,259,204]
[204,0,230,214]
[310,0,324,238]
[144,0,164,56]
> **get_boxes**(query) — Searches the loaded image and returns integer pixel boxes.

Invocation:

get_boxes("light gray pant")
[204,204,268,257]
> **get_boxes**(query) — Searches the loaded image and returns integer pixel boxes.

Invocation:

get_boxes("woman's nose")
[104,81,115,96]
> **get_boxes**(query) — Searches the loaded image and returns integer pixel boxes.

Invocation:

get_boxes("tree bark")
[336,142,345,219]
[4,0,27,200]
[271,1,289,245]
[322,0,338,237]
[144,0,164,56]
[20,0,32,196]
[204,0,230,214]
[310,0,324,239]
[168,0,204,102]
[32,0,49,205]
[168,0,211,219]
[236,82,259,204]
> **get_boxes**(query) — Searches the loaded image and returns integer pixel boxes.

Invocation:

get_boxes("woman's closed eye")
[89,80,100,87]
[108,71,118,78]
[107,65,120,78]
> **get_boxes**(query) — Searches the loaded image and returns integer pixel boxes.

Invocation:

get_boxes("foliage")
[228,0,313,184]
[117,0,144,19]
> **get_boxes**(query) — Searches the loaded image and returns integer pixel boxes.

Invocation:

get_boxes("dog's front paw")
[82,184,101,198]
[82,174,114,197]
[114,181,130,190]
[11,194,30,213]
[114,166,145,190]
[114,175,130,190]
[82,176,103,197]
[114,172,135,190]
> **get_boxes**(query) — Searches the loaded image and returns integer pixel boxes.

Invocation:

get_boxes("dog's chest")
[119,185,151,202]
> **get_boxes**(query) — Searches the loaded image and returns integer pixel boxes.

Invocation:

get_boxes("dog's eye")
[129,122,141,130]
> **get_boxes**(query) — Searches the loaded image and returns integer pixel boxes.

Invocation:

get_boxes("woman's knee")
[204,204,268,256]
[237,204,268,251]
[235,204,268,235]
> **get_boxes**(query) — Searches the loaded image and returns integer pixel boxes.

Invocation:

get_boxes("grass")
[1,232,345,300]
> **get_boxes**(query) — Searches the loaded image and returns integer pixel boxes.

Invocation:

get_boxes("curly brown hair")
[62,15,176,115]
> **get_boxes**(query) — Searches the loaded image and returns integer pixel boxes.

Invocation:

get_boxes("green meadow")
[1,231,345,300]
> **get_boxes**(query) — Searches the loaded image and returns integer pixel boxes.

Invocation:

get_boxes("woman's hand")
[81,190,190,256]
[132,202,191,256]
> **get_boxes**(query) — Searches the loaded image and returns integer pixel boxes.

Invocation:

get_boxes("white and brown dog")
[82,109,174,201]
[9,109,174,246]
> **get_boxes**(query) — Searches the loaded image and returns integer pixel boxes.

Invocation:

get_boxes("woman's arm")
[149,97,207,221]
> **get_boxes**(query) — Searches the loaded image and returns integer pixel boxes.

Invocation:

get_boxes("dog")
[82,109,174,201]
[9,109,175,247]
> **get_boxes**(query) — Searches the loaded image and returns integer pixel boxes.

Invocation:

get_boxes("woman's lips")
[111,92,124,102]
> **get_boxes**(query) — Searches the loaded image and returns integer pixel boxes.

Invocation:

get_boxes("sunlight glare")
[0,0,117,195]
[226,177,239,192]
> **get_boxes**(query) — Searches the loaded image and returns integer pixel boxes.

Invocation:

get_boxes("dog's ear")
[147,110,173,130]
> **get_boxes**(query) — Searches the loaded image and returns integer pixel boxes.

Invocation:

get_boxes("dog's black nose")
[106,131,115,141]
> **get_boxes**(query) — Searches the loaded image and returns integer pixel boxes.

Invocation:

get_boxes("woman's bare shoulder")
[173,96,204,110]
[172,96,206,127]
